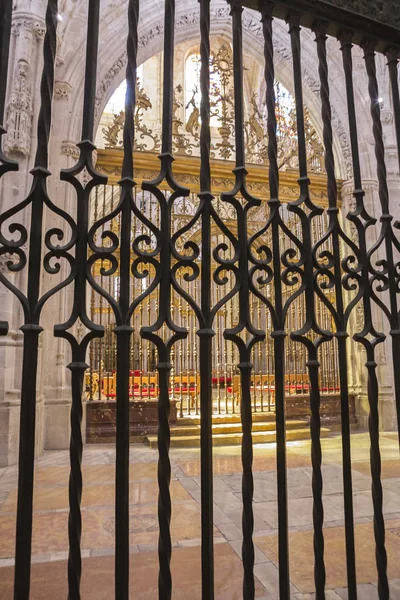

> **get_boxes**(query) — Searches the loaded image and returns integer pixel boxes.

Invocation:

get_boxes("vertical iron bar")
[261,5,290,598]
[114,0,139,596]
[156,355,173,599]
[161,0,174,156]
[231,0,255,594]
[197,0,215,597]
[155,0,175,593]
[313,22,357,599]
[222,2,265,597]
[14,3,58,598]
[362,38,391,600]
[340,31,381,600]
[288,13,326,597]
[54,2,106,598]
[140,0,189,596]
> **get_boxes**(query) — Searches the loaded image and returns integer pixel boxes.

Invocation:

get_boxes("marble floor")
[0,432,399,599]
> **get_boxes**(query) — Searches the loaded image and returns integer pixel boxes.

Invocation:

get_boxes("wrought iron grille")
[0,0,399,599]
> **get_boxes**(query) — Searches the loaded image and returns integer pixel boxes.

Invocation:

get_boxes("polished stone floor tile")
[255,521,400,594]
[253,560,299,596]
[0,500,220,558]
[0,543,267,599]
[177,453,312,477]
[0,432,398,597]
[335,583,378,599]
[1,480,190,513]
[352,459,400,480]
[31,462,159,488]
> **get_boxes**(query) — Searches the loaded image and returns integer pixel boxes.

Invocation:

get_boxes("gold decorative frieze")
[96,148,339,206]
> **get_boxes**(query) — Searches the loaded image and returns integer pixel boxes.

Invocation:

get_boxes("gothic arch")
[53,0,386,185]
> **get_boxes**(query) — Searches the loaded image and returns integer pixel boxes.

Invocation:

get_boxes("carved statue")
[185,86,200,138]
[247,94,265,144]
[172,85,197,155]
[4,59,33,156]
[103,110,125,148]
[172,85,184,138]
[134,81,160,152]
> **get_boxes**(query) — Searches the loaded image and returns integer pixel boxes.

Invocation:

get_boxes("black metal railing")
[0,0,399,598]
[85,184,340,417]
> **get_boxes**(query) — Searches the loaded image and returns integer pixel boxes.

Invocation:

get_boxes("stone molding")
[54,81,72,101]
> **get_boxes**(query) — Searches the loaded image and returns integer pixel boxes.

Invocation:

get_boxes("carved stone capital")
[60,140,80,159]
[11,12,46,38]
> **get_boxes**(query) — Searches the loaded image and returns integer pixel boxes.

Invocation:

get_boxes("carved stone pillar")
[0,11,46,466]
[4,14,45,158]
[4,59,33,156]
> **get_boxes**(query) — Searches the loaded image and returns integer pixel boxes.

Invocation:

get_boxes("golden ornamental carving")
[172,85,198,156]
[102,78,160,153]
[100,45,326,175]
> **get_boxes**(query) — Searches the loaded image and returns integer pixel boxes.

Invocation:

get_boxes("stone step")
[168,419,308,437]
[145,426,330,448]
[178,412,277,426]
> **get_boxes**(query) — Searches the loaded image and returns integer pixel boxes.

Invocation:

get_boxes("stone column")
[0,8,47,466]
